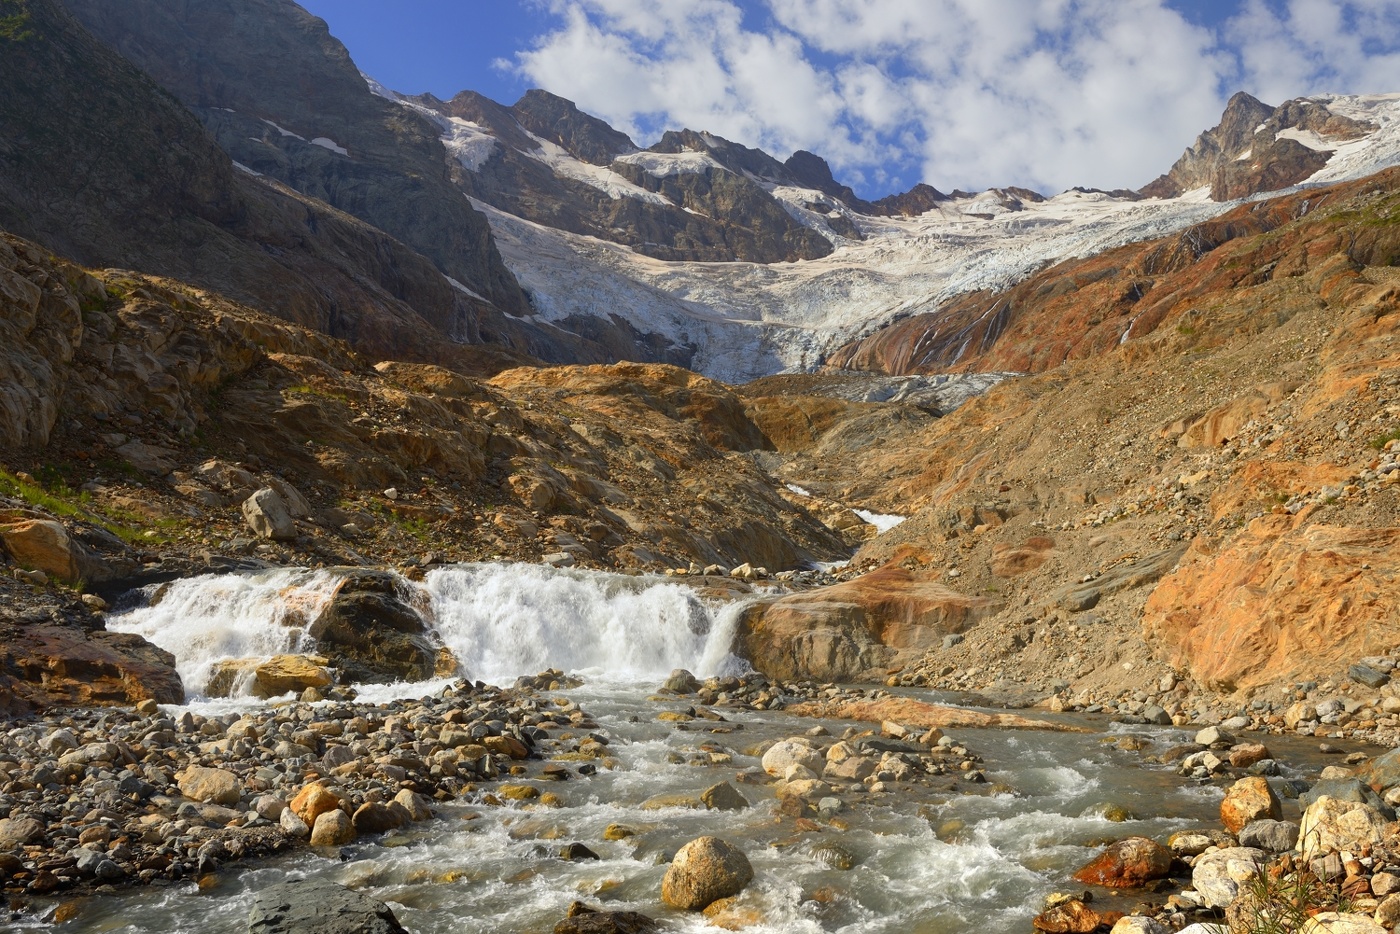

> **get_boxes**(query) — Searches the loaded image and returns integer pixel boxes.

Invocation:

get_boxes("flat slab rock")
[248,880,408,934]
[786,696,1089,733]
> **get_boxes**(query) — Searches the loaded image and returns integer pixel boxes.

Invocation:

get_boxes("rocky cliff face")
[0,0,536,370]
[1140,91,1377,201]
[759,167,1400,713]
[59,0,530,318]
[419,90,837,264]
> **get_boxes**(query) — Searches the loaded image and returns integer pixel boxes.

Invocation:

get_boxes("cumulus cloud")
[509,0,1400,196]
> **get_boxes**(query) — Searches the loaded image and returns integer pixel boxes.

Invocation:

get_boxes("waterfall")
[107,563,749,699]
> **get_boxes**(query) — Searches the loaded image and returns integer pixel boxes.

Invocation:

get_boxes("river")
[24,563,1318,933]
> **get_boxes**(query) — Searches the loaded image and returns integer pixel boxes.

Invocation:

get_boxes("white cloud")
[511,0,1400,197]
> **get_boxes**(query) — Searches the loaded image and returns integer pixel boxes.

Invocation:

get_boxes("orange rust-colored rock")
[1032,899,1110,933]
[1143,517,1400,692]
[738,565,1003,681]
[785,695,1087,733]
[290,782,344,827]
[1072,837,1173,888]
[0,624,183,708]
[991,536,1056,578]
[1221,777,1282,834]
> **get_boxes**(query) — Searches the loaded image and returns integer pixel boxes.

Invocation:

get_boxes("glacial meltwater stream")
[30,564,1314,933]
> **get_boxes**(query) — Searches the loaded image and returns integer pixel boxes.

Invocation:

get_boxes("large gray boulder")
[247,880,407,934]
[241,487,297,542]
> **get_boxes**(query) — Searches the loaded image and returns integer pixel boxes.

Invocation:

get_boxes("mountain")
[0,0,539,371]
[400,87,843,263]
[29,0,1400,383]
[1141,91,1382,201]
[58,0,529,317]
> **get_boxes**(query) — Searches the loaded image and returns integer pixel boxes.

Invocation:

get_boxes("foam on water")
[106,563,750,700]
[106,568,341,695]
[420,563,748,683]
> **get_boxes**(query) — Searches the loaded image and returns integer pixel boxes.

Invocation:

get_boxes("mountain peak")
[510,88,637,166]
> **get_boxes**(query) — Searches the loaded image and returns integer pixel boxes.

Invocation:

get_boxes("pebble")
[0,670,584,897]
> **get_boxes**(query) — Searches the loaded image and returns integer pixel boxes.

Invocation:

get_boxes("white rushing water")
[107,563,750,700]
[77,560,1266,934]
[106,568,343,696]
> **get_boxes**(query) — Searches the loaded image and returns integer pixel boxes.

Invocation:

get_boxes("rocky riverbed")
[3,658,1400,934]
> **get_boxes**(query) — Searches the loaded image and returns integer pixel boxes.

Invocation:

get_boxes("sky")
[298,0,1400,199]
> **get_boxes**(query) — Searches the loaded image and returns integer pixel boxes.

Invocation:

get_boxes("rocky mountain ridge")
[28,0,1400,383]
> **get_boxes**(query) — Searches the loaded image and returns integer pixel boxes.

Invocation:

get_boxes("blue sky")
[300,0,1400,198]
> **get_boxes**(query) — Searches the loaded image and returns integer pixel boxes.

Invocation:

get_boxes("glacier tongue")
[477,187,1235,382]
[371,81,1400,384]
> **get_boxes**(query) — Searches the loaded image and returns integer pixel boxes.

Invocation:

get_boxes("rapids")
[44,563,1303,933]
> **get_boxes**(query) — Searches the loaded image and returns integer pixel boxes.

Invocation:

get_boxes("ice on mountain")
[1275,127,1334,151]
[615,150,728,178]
[309,137,348,156]
[518,132,672,205]
[261,119,304,140]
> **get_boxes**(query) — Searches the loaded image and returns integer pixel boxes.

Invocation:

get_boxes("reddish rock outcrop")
[0,623,183,707]
[1143,518,1400,692]
[1072,836,1173,888]
[738,565,1003,681]
[785,695,1085,733]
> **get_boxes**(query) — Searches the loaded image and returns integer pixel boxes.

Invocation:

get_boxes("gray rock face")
[61,0,529,319]
[241,488,297,541]
[1139,91,1376,201]
[1191,846,1266,908]
[1238,819,1300,852]
[307,570,441,683]
[248,880,408,934]
[437,94,835,266]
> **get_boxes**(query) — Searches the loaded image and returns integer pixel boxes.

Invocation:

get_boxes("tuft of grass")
[0,0,33,42]
[1234,862,1350,934]
[1369,427,1400,451]
[286,384,351,405]
[0,467,182,545]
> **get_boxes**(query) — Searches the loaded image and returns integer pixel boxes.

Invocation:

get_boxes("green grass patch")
[286,384,351,405]
[0,467,183,545]
[1370,427,1400,450]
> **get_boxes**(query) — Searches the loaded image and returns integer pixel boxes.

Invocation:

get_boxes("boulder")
[761,740,823,777]
[1354,747,1400,794]
[1072,836,1173,888]
[248,880,408,934]
[0,817,45,848]
[1237,819,1299,852]
[310,809,355,847]
[1033,899,1112,933]
[307,570,443,682]
[290,782,343,826]
[1229,743,1272,768]
[1301,778,1393,815]
[1298,796,1390,859]
[352,801,409,834]
[1109,919,1171,934]
[660,836,754,911]
[664,669,700,694]
[1220,776,1282,834]
[207,654,333,699]
[553,901,657,934]
[0,624,183,708]
[1299,913,1389,934]
[738,565,1002,681]
[178,766,242,805]
[394,789,432,821]
[1191,847,1266,908]
[0,518,110,583]
[242,487,297,541]
[700,781,749,811]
